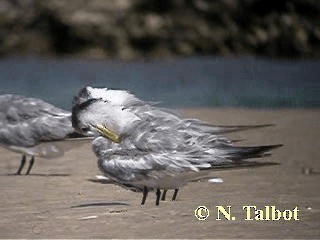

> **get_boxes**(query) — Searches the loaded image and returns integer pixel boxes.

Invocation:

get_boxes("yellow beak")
[93,124,121,143]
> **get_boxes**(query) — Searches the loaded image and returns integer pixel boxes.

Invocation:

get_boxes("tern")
[72,86,282,205]
[0,94,90,175]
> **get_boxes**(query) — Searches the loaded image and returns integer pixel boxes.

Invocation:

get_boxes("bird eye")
[81,126,90,132]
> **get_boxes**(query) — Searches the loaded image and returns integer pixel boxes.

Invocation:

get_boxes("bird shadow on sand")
[5,173,71,177]
[71,201,129,208]
[87,178,112,184]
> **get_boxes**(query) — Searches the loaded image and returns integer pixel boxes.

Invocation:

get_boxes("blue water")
[0,56,319,110]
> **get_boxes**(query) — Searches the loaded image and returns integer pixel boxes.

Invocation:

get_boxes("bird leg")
[161,189,167,201]
[172,189,179,201]
[141,186,149,205]
[156,189,161,206]
[25,156,35,175]
[16,154,26,175]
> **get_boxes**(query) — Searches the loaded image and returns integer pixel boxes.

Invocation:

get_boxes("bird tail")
[202,144,282,170]
[209,160,280,171]
[221,144,283,160]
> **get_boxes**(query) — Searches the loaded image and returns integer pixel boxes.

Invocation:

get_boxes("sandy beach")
[0,108,319,239]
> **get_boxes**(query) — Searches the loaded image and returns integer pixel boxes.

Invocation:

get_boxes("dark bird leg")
[25,156,35,175]
[161,189,167,201]
[172,189,179,201]
[141,186,149,205]
[16,154,26,175]
[156,189,161,206]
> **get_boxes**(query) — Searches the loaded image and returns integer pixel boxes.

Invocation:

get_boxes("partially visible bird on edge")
[0,94,91,175]
[72,86,282,206]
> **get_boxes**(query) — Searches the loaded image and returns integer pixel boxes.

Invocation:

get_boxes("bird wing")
[128,103,274,134]
[98,148,212,183]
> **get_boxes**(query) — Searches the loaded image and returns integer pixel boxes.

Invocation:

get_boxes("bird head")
[72,87,141,143]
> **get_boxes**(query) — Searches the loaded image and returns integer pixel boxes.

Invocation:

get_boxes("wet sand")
[0,108,319,239]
